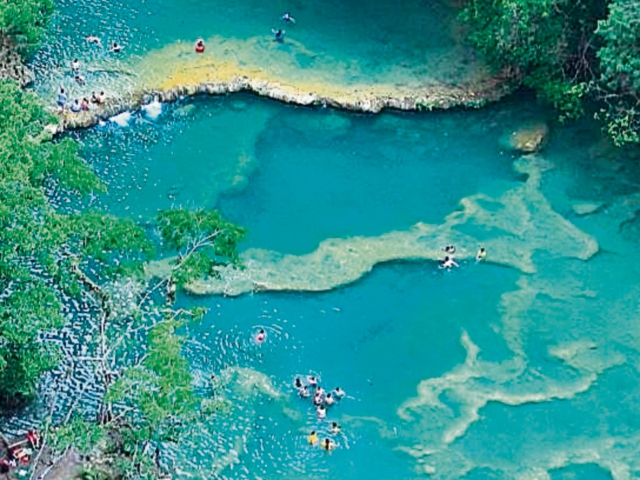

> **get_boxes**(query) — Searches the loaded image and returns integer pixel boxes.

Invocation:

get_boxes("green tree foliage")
[0,0,55,55]
[595,0,640,145]
[157,208,246,286]
[0,80,107,403]
[107,312,202,436]
[460,0,640,145]
[460,0,605,119]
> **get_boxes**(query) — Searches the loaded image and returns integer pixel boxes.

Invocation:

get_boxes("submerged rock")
[503,123,549,153]
[572,202,603,216]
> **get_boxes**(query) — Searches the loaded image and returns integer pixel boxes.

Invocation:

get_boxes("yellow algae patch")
[58,34,509,130]
[130,34,507,111]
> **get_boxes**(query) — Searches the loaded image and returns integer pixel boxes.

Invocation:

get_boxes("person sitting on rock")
[70,99,82,113]
[0,455,17,473]
[81,97,90,111]
[97,91,106,104]
[476,247,487,262]
[26,430,41,449]
[272,28,285,42]
[443,244,456,254]
[10,446,31,465]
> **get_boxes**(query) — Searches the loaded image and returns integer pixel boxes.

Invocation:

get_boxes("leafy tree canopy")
[0,0,55,55]
[460,0,640,146]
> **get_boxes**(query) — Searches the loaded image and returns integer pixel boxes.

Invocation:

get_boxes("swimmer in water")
[443,244,456,254]
[313,393,324,406]
[299,385,311,398]
[317,404,327,419]
[308,430,318,446]
[331,422,341,434]
[333,387,346,399]
[85,35,101,45]
[322,438,335,451]
[325,392,335,406]
[307,376,318,387]
[254,329,267,344]
[476,247,487,261]
[439,256,459,270]
[315,386,325,396]
[272,28,285,41]
[281,12,296,23]
[110,42,122,53]
[194,38,205,53]
[294,377,303,389]
[74,74,86,86]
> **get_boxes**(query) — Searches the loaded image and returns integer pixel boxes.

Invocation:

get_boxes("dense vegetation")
[0,76,245,476]
[461,0,640,146]
[0,3,249,477]
[0,0,54,55]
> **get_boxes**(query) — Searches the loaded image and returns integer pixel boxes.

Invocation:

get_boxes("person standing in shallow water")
[56,88,67,111]
[272,28,285,42]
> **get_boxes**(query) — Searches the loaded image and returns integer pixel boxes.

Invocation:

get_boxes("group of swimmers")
[439,244,487,270]
[272,11,296,42]
[294,376,345,451]
[56,36,123,113]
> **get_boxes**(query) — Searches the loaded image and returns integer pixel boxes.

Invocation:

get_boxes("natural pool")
[11,0,640,478]
[43,93,639,480]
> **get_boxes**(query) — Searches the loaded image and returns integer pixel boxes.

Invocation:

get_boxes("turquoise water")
[15,0,640,479]
[31,0,485,105]
[59,92,640,479]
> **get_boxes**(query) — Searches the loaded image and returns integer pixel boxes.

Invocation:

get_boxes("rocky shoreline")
[57,71,515,131]
[0,35,34,86]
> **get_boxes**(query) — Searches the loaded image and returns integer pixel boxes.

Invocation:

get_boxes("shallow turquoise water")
[32,0,483,105]
[17,1,640,479]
